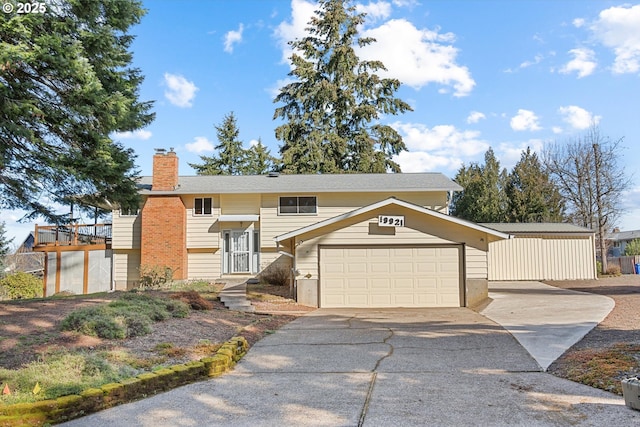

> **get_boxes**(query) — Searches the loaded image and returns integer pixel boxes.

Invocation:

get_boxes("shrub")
[606,265,621,276]
[624,238,640,256]
[259,263,290,287]
[138,265,175,289]
[60,307,127,339]
[0,272,43,300]
[60,293,190,339]
[171,291,214,310]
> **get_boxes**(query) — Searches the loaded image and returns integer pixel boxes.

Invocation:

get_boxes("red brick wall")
[140,196,187,280]
[152,152,179,191]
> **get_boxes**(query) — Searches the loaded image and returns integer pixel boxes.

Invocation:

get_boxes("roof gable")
[275,198,510,243]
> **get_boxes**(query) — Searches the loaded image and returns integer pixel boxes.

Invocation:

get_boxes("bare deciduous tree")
[543,125,631,274]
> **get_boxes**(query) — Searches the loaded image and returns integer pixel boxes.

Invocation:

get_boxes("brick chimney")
[152,148,179,191]
[141,148,187,279]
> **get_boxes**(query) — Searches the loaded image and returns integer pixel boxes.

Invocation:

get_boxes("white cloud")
[519,54,544,69]
[591,4,640,74]
[356,1,392,22]
[274,2,475,97]
[112,130,152,140]
[248,139,260,147]
[274,0,317,64]
[510,109,541,132]
[496,139,545,171]
[163,73,198,108]
[560,48,597,78]
[573,18,585,28]
[224,24,244,53]
[185,136,215,153]
[392,122,489,172]
[552,126,563,134]
[466,111,486,124]
[558,105,601,130]
[359,19,475,96]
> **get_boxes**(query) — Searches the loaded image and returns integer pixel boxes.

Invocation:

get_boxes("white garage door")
[319,246,461,308]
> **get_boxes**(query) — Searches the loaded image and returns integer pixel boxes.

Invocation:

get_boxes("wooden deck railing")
[34,223,112,247]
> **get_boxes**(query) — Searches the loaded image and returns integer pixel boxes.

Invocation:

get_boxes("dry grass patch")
[557,343,640,395]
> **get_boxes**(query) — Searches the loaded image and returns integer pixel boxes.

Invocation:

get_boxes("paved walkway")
[481,281,615,370]
[62,295,639,426]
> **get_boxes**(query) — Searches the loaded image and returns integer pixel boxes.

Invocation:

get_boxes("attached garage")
[319,245,462,308]
[275,198,510,309]
[482,223,596,281]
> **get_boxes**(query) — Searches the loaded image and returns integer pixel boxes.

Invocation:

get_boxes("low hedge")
[0,337,248,426]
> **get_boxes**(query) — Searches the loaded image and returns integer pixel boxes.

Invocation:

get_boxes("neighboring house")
[482,223,596,281]
[3,232,45,276]
[111,150,511,308]
[607,229,640,257]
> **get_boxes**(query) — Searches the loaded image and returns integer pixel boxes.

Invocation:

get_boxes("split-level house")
[111,150,515,308]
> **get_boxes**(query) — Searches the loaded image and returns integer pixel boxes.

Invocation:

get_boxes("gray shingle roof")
[608,229,640,241]
[138,173,462,195]
[480,223,594,234]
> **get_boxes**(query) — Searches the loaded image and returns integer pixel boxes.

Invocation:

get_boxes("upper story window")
[279,196,317,215]
[194,197,212,215]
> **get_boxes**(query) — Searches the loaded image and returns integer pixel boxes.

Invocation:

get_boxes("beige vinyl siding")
[185,195,221,248]
[112,211,141,249]
[466,246,488,279]
[187,250,221,280]
[261,192,449,247]
[488,235,596,280]
[220,194,260,214]
[113,249,140,290]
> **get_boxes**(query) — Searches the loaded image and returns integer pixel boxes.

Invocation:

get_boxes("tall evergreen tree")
[506,147,565,222]
[245,139,277,175]
[451,148,509,222]
[190,112,247,175]
[273,0,412,174]
[1,0,154,221]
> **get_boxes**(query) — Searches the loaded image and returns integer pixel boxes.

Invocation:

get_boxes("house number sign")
[378,215,405,227]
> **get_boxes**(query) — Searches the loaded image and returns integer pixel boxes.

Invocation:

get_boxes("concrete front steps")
[218,278,258,312]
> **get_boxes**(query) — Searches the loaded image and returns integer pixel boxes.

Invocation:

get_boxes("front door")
[223,229,259,274]
[231,230,250,273]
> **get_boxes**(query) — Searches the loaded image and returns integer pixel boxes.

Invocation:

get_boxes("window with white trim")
[194,197,212,215]
[279,196,317,215]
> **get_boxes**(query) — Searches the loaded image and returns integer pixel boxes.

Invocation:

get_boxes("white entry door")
[231,230,250,273]
[223,229,259,274]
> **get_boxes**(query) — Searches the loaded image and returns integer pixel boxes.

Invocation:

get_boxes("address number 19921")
[378,215,405,227]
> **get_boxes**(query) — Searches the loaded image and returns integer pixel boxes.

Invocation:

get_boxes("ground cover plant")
[0,280,311,405]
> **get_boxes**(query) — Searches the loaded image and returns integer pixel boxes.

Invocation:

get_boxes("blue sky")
[3,0,640,246]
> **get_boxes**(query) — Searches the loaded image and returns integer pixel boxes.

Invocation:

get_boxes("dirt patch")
[545,275,640,394]
[0,287,315,371]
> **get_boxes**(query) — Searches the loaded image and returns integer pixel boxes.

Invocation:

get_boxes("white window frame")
[194,197,213,216]
[278,196,317,215]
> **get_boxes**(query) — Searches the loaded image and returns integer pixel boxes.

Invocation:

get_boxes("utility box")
[622,377,640,410]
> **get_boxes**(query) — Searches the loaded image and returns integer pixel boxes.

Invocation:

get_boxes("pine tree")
[190,112,247,175]
[506,148,564,222]
[451,148,509,222]
[245,139,277,175]
[1,0,154,221]
[273,0,412,174]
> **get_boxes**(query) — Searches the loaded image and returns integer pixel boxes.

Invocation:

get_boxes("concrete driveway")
[63,304,639,426]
